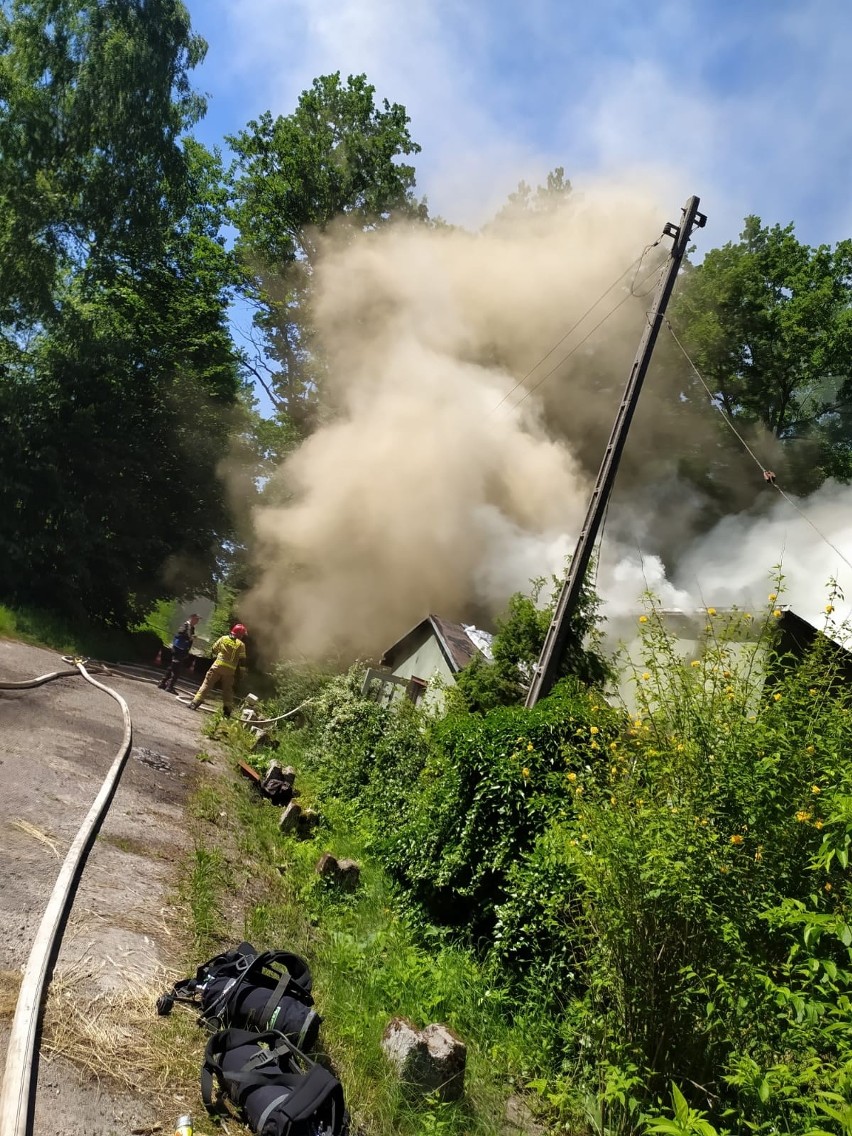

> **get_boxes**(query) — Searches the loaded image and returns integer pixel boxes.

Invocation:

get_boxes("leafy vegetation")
[672,217,852,491]
[229,71,427,433]
[0,0,243,625]
[454,573,611,713]
[202,580,852,1136]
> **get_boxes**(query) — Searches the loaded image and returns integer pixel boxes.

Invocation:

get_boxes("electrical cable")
[491,249,653,415]
[508,260,665,413]
[664,318,852,577]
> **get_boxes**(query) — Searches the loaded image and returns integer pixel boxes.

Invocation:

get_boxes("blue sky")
[188,0,852,250]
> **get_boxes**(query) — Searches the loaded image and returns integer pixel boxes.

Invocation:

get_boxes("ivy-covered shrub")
[379,681,618,930]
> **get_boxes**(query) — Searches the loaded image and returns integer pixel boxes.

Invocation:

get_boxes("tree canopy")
[0,0,242,624]
[672,217,852,490]
[228,72,426,432]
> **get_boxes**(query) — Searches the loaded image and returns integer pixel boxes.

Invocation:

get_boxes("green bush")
[454,574,611,713]
[380,681,617,931]
[543,592,852,1131]
[289,581,852,1134]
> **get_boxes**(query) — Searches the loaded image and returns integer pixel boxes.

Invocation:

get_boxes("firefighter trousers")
[192,664,236,712]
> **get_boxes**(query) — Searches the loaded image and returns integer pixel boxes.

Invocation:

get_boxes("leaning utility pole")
[525,195,707,708]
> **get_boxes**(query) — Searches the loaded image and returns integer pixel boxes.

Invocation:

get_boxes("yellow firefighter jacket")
[209,634,247,671]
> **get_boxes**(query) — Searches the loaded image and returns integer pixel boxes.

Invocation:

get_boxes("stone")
[278,802,303,834]
[315,853,361,889]
[381,1018,466,1101]
[336,858,361,890]
[503,1094,546,1135]
[263,763,296,806]
[298,807,320,838]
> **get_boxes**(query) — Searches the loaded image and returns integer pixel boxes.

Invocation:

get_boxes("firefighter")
[189,623,248,718]
[159,613,200,693]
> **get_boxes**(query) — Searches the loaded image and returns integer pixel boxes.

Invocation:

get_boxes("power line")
[664,318,852,577]
[508,261,666,413]
[491,244,660,415]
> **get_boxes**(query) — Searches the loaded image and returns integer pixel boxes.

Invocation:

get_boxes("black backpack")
[157,942,321,1051]
[201,1028,348,1136]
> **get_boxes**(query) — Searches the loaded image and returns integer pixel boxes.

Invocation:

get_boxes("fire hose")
[0,659,133,1136]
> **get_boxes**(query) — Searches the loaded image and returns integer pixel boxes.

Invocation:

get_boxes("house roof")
[381,614,489,674]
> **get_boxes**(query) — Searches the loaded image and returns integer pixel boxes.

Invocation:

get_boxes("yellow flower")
[699,818,709,826]
[825,881,833,892]
[569,839,578,847]
[814,819,824,830]
[676,744,685,752]
[744,612,753,620]
[610,742,618,751]
[723,670,732,678]
[730,834,744,845]
[590,726,599,735]
[795,810,812,823]
[807,745,815,754]
[811,784,821,794]
[527,743,534,751]
[610,796,617,805]
[773,693,782,702]
[639,615,649,623]
[769,592,778,602]
[575,785,584,795]
[809,688,818,697]
[720,865,730,874]
[773,609,782,618]
[826,604,835,614]
[690,660,701,668]
[707,607,717,616]
[642,672,651,681]
[567,772,577,782]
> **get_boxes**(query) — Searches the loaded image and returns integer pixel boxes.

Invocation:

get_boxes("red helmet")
[231,623,247,639]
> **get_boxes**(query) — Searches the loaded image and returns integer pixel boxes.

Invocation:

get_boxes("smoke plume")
[242,181,852,661]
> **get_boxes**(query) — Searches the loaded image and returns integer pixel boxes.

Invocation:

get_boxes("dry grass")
[10,818,61,858]
[41,961,205,1110]
[0,969,22,1020]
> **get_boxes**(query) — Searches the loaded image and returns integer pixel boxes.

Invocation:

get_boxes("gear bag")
[201,1028,348,1136]
[157,942,320,1051]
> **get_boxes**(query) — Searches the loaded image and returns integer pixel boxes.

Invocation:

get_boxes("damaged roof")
[381,614,491,674]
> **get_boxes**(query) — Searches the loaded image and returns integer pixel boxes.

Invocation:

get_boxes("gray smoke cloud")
[241,180,852,661]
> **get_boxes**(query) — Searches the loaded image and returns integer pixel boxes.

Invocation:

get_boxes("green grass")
[181,841,231,955]
[0,600,164,661]
[187,734,545,1136]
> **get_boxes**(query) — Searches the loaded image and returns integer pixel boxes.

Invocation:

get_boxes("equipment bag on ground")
[157,942,320,1050]
[202,1027,348,1136]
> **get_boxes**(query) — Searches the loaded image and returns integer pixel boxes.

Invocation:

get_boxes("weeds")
[183,842,229,954]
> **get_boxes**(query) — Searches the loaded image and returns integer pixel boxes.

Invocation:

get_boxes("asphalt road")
[0,637,221,1135]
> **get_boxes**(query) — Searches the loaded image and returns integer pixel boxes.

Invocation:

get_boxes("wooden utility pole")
[525,195,706,708]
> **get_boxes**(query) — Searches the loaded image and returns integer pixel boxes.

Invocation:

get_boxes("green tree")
[672,217,852,490]
[229,72,426,431]
[488,165,572,231]
[0,1,242,624]
[454,573,610,714]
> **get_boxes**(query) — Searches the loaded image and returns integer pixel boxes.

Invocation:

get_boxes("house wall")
[390,631,456,687]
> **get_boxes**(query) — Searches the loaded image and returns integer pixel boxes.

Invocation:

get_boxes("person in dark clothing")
[159,613,200,693]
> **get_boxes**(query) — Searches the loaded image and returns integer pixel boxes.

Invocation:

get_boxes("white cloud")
[205,0,852,239]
